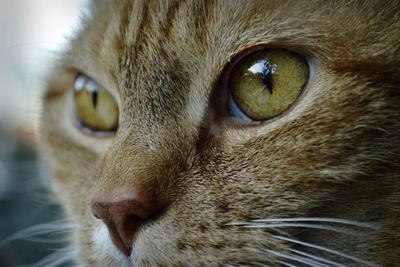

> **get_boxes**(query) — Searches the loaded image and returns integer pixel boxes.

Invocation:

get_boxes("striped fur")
[40,1,400,266]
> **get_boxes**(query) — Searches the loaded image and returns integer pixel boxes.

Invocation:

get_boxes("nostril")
[90,197,166,256]
[147,204,166,222]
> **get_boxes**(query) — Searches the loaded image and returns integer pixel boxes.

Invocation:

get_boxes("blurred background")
[0,1,84,266]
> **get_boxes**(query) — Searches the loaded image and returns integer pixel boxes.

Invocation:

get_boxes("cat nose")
[91,192,165,256]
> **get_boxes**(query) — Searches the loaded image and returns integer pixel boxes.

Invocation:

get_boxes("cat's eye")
[73,75,119,134]
[229,49,309,121]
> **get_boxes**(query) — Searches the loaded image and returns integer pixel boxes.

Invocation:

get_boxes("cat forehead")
[67,0,398,88]
[59,0,398,130]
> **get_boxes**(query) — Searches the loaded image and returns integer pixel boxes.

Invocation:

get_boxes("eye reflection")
[248,60,277,75]
[247,60,277,94]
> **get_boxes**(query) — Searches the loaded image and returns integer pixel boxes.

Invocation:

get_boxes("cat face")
[40,0,400,266]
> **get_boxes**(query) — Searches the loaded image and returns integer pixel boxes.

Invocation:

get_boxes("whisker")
[20,247,77,267]
[42,254,74,267]
[18,235,71,244]
[252,262,272,267]
[290,248,347,267]
[271,235,379,267]
[237,223,365,237]
[276,260,300,267]
[261,248,330,267]
[250,217,380,231]
[224,261,272,267]
[0,220,77,248]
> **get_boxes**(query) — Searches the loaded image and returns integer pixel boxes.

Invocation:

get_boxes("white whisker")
[251,217,380,231]
[261,248,330,267]
[253,262,272,267]
[290,248,347,267]
[239,223,365,237]
[16,236,70,244]
[271,235,379,267]
[276,260,299,267]
[20,247,77,267]
[0,221,77,248]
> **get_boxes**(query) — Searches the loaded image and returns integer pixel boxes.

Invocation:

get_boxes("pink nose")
[91,193,165,256]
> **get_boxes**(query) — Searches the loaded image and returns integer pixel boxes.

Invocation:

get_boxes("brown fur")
[40,0,400,266]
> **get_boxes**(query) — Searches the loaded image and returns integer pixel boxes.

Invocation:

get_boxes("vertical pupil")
[92,90,98,108]
[262,72,273,94]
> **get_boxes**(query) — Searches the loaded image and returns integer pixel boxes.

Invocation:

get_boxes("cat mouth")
[91,197,167,258]
[91,217,164,264]
[91,224,136,262]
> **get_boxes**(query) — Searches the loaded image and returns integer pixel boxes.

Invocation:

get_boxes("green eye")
[73,75,119,133]
[229,49,309,121]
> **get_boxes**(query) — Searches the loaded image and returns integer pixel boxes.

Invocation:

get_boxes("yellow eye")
[73,75,119,133]
[229,49,309,121]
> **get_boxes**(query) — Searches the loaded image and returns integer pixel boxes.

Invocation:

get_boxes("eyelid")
[226,43,315,74]
[73,117,117,138]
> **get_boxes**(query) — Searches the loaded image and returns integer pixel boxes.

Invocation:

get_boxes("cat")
[39,0,400,266]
